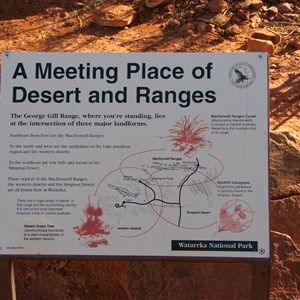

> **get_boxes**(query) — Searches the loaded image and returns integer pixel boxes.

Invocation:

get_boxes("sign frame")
[0,52,270,261]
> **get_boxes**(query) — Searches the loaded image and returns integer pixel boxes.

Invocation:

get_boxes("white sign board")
[0,52,269,258]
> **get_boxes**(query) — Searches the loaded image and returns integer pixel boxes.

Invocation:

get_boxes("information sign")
[0,52,269,258]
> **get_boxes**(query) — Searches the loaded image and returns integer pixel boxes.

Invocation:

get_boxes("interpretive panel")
[0,52,269,258]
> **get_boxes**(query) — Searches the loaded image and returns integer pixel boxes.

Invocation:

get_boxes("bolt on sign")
[0,52,269,258]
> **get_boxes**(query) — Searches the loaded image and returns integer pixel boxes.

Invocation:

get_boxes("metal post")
[252,260,270,300]
[0,260,16,300]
